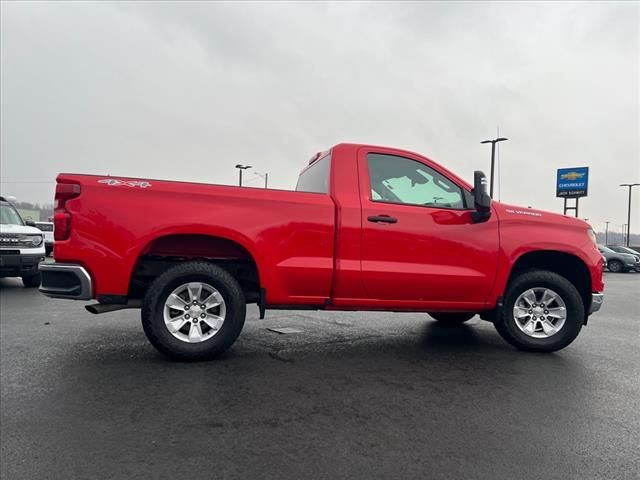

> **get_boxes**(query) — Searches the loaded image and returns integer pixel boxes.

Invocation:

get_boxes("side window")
[367,153,466,209]
[296,154,331,193]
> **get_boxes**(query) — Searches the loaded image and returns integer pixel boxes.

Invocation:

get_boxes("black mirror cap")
[25,220,37,227]
[471,170,492,223]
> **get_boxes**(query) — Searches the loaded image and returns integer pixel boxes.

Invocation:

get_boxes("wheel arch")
[127,232,262,302]
[505,250,592,317]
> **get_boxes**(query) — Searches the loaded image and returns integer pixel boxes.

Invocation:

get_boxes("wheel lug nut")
[544,310,549,314]
[201,305,206,309]
[185,314,190,319]
[193,300,198,305]
[528,310,533,314]
[200,313,206,318]
[184,305,190,310]
[532,316,537,320]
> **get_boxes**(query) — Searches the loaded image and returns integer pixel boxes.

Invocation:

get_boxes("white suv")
[0,196,46,287]
[35,221,54,256]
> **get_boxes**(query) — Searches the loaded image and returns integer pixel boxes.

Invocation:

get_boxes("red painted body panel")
[55,179,336,305]
[488,203,605,302]
[53,143,603,312]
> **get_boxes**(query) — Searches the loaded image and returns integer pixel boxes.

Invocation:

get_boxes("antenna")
[496,126,501,201]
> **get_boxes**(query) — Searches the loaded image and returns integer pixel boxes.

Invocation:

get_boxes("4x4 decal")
[98,179,151,188]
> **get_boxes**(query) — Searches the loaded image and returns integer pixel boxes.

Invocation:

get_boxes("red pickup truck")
[40,143,604,360]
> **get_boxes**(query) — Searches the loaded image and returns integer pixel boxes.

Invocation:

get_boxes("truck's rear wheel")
[494,270,584,352]
[428,312,475,323]
[142,262,246,361]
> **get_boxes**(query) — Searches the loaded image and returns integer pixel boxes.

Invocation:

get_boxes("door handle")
[368,215,398,224]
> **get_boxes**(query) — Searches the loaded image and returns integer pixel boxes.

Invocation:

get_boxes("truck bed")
[54,174,336,305]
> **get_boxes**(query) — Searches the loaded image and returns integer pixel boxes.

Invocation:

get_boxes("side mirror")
[471,171,492,223]
[25,220,36,227]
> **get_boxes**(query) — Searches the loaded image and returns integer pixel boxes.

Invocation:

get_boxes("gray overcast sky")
[1,1,638,232]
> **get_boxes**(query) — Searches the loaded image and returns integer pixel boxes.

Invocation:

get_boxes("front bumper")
[589,293,604,314]
[39,263,92,300]
[0,253,44,277]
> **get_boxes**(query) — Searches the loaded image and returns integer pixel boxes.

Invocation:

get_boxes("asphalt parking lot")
[1,273,638,480]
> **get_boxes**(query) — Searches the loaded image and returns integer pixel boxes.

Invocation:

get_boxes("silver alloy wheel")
[513,287,567,339]
[163,282,226,343]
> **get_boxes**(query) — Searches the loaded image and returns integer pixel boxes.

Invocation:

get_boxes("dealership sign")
[556,167,589,198]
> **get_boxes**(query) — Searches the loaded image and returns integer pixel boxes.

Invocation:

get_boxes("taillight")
[55,183,81,208]
[54,182,80,241]
[54,212,71,241]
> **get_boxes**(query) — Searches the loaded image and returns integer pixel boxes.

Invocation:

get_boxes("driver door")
[358,147,499,309]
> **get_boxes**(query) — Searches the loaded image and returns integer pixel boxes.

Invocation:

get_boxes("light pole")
[253,171,269,189]
[604,221,610,245]
[480,137,508,198]
[620,183,640,246]
[235,164,252,187]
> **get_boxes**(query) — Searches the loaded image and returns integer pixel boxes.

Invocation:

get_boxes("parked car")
[35,221,54,256]
[606,245,640,271]
[0,196,45,287]
[598,245,639,273]
[40,143,605,359]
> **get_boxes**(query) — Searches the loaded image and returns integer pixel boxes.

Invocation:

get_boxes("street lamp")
[480,137,508,198]
[235,164,252,187]
[253,171,269,189]
[620,183,640,246]
[604,221,610,245]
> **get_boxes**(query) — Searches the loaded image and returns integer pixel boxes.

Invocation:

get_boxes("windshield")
[0,203,25,226]
[598,245,615,254]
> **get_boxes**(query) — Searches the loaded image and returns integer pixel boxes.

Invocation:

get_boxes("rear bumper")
[0,253,44,277]
[589,293,604,314]
[39,263,92,300]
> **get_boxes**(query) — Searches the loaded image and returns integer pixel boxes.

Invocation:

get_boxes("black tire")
[141,261,246,361]
[22,274,41,288]
[607,260,623,273]
[428,312,476,323]
[493,270,584,352]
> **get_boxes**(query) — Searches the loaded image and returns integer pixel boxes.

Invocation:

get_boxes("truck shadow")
[417,322,482,350]
[50,318,531,369]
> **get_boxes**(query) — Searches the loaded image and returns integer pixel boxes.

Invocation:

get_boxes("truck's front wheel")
[494,270,584,352]
[141,262,246,361]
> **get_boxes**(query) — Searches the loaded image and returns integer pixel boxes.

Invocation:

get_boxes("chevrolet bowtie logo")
[560,171,585,181]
